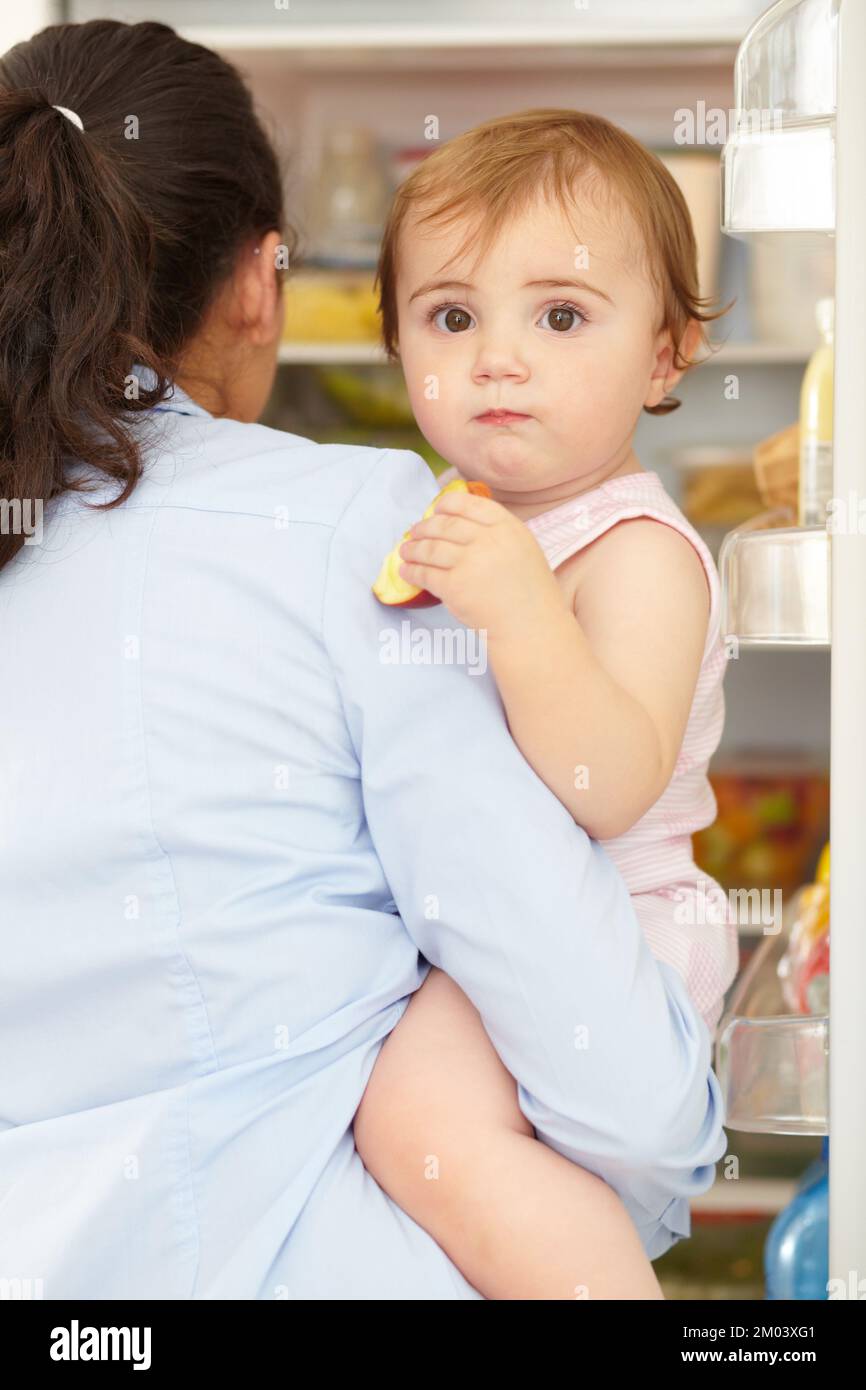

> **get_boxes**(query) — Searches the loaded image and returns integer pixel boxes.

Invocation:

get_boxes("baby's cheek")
[408,388,461,457]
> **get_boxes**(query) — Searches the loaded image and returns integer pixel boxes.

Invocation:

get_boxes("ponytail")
[0,20,291,574]
[0,88,167,572]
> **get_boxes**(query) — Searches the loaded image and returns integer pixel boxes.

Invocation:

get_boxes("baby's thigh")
[353,966,534,1209]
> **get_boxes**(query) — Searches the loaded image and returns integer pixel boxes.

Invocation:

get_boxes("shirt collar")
[132,362,214,420]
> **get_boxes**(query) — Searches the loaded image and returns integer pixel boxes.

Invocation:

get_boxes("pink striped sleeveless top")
[527,468,738,1035]
[441,465,739,1036]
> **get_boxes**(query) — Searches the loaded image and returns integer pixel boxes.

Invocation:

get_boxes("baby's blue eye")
[539,304,585,333]
[432,306,474,333]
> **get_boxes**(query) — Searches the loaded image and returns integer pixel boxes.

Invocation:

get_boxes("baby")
[353,108,740,1299]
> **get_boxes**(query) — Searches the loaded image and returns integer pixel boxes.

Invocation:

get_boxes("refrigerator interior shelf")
[719,511,830,648]
[716,925,828,1135]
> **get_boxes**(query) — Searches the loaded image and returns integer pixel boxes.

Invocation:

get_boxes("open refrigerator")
[715,0,866,1284]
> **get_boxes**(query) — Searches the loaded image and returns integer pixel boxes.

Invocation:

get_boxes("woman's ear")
[235,230,285,347]
[644,318,703,409]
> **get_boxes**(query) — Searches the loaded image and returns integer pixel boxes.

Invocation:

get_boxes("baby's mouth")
[474,409,531,425]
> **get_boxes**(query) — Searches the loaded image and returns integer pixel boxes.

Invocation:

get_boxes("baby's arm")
[485,518,710,841]
[397,491,710,841]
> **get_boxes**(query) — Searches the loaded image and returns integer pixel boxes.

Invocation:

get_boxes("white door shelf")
[716,924,828,1136]
[719,513,831,648]
[721,0,838,235]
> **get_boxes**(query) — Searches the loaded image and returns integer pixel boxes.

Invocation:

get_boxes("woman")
[0,20,725,1300]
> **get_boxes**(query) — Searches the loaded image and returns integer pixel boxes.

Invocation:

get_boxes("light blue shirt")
[0,378,726,1299]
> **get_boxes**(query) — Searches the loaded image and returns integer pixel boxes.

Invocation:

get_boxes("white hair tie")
[52,105,84,132]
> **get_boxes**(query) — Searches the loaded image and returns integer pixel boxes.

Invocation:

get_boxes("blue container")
[764,1138,829,1300]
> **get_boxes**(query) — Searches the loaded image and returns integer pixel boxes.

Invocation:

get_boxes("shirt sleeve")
[320,447,727,1234]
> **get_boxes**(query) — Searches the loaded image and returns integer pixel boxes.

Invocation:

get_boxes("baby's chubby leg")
[353,966,663,1299]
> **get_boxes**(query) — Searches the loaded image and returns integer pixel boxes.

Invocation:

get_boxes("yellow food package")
[282,271,381,344]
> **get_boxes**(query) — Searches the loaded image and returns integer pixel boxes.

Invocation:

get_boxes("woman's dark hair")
[0,19,293,572]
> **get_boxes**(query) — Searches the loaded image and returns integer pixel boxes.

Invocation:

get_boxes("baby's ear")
[646,319,702,408]
[644,333,678,410]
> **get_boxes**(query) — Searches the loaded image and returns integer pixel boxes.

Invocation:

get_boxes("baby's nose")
[470,343,529,382]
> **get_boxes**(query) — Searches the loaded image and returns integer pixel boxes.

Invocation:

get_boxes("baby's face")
[395,189,675,503]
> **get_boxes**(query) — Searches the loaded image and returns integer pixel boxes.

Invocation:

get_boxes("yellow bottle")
[798,297,834,527]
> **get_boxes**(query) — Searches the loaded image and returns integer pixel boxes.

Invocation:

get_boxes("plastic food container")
[694,756,829,900]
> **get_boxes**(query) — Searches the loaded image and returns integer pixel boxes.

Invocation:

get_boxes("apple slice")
[372,477,492,607]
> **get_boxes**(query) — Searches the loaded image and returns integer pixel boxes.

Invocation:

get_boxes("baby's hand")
[398,487,569,642]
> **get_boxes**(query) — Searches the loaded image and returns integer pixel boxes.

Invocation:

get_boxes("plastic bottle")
[764,1137,829,1299]
[798,298,834,526]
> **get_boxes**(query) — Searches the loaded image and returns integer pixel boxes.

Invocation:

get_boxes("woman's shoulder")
[130,411,437,536]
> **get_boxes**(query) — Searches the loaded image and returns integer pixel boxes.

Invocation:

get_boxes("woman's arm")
[485,517,711,840]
